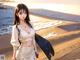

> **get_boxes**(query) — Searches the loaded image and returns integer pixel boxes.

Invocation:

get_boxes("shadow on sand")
[57,22,80,32]
[50,31,80,45]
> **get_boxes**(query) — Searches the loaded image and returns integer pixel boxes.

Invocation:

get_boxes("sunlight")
[13,0,80,15]
[28,3,80,15]
[2,0,80,15]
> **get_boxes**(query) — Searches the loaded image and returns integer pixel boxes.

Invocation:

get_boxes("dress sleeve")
[10,25,20,49]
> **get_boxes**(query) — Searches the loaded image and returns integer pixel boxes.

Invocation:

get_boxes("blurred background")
[0,0,80,60]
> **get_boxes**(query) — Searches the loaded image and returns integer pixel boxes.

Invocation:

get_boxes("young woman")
[10,3,39,60]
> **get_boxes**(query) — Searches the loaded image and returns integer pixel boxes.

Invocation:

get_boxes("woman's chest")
[20,28,35,38]
[18,26,35,41]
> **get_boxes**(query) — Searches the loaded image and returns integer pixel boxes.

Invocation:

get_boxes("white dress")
[10,25,37,60]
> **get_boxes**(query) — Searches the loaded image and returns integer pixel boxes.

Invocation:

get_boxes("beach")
[0,2,80,60]
[0,14,80,60]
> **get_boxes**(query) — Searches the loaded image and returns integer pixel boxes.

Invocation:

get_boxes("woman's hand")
[35,51,39,58]
[11,56,16,60]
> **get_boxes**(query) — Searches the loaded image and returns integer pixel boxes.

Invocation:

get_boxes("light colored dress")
[10,25,37,60]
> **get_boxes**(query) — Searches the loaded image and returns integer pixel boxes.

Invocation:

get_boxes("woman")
[10,3,39,60]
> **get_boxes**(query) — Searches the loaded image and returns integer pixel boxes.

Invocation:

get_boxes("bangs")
[18,9,27,14]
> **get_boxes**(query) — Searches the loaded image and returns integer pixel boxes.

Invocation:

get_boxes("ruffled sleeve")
[10,25,20,49]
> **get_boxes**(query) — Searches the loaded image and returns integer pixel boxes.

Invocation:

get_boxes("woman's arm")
[33,33,39,58]
[10,25,20,60]
[33,38,38,52]
[30,21,39,57]
[12,47,18,60]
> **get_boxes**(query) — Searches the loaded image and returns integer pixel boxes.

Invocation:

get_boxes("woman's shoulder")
[12,25,16,29]
[12,25,16,27]
[11,25,19,33]
[12,25,18,31]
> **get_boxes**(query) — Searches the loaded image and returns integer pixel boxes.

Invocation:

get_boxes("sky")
[14,0,80,5]
[2,0,80,15]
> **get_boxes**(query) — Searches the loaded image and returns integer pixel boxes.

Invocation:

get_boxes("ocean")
[0,8,14,35]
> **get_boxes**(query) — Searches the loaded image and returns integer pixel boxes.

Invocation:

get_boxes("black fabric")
[35,33,55,60]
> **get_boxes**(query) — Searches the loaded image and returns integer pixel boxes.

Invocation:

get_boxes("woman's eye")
[19,12,22,14]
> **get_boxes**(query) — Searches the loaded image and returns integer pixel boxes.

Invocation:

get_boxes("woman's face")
[17,9,27,21]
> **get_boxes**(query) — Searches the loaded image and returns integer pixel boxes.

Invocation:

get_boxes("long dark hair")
[14,3,32,28]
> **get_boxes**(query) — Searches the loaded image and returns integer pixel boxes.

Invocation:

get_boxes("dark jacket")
[35,33,55,60]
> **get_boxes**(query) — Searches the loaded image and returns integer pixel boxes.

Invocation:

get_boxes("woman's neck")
[19,20,30,28]
[20,20,26,25]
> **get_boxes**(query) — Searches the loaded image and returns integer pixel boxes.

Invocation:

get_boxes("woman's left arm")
[33,33,39,58]
[33,35,38,52]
